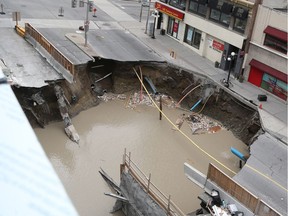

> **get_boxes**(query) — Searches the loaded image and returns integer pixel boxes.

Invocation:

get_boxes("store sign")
[155,2,184,20]
[173,22,179,32]
[212,40,224,51]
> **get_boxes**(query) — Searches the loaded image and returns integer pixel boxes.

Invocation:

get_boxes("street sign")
[142,0,149,7]
[151,10,159,18]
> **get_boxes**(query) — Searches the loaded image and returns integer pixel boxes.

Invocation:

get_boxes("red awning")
[264,26,288,42]
[249,59,287,82]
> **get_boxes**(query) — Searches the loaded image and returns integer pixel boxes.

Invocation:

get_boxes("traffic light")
[71,0,77,8]
[79,0,84,7]
[88,1,93,12]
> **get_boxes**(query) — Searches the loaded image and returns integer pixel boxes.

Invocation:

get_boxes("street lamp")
[224,52,236,88]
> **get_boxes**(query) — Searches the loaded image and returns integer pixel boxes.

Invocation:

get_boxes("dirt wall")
[13,60,261,145]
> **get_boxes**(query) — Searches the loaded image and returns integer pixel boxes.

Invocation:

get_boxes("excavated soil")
[13,61,261,145]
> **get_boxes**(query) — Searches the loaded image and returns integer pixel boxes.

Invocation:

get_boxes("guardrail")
[121,149,186,216]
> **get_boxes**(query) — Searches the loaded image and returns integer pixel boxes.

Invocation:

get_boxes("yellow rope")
[134,71,237,175]
[134,70,288,193]
[245,164,288,192]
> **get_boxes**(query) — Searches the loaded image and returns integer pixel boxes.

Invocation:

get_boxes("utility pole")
[84,1,90,47]
[144,0,151,34]
[72,0,93,47]
[139,0,149,22]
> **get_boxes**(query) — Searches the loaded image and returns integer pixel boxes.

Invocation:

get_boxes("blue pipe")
[190,99,202,111]
[144,76,158,94]
[231,147,246,161]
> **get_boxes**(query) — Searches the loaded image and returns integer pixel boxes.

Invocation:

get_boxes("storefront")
[204,35,225,65]
[155,2,185,39]
[248,59,287,100]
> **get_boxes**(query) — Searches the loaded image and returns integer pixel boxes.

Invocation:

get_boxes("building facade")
[155,0,257,78]
[245,4,287,101]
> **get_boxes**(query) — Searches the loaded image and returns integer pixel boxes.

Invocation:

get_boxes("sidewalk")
[119,20,287,143]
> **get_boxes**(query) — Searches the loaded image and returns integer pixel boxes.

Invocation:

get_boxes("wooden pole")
[159,95,162,120]
[139,66,143,101]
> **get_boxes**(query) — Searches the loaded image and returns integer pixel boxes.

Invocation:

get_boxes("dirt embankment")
[13,61,261,145]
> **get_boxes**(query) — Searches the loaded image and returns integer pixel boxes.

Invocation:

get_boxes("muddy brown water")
[34,99,248,216]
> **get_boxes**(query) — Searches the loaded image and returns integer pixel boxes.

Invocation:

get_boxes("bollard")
[0,3,5,15]
[58,6,64,17]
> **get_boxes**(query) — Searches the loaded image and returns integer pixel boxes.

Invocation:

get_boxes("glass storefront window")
[184,25,202,49]
[233,18,247,33]
[167,17,179,38]
[261,73,287,100]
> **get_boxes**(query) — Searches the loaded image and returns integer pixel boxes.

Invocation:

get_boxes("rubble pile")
[98,92,223,135]
[98,92,127,102]
[185,113,223,135]
[98,92,177,109]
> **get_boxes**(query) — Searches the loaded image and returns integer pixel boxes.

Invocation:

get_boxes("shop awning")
[249,59,287,82]
[264,26,288,42]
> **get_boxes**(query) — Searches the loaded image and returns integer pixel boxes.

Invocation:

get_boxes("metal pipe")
[231,147,247,161]
[190,99,203,111]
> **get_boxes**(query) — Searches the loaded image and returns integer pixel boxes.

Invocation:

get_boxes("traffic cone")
[259,103,262,109]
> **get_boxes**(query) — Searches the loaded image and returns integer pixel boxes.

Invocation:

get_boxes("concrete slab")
[233,133,287,216]
[36,27,94,64]
[0,28,61,87]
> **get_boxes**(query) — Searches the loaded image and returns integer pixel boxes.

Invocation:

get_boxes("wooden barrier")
[207,163,281,216]
[24,23,75,76]
[15,25,25,37]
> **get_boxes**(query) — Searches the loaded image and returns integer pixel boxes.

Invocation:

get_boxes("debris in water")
[185,113,223,135]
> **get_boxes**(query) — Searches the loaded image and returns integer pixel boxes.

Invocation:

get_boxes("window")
[210,9,231,26]
[232,7,248,33]
[184,25,202,49]
[264,34,287,54]
[208,1,232,27]
[210,9,221,20]
[233,18,247,33]
[169,0,186,10]
[219,13,231,25]
[167,17,179,38]
[188,0,207,17]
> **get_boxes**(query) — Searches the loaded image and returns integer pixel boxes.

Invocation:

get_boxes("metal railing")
[121,149,186,216]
